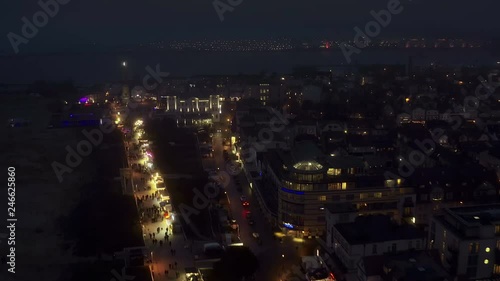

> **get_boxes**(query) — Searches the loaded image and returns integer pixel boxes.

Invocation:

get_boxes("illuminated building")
[263,141,414,238]
[430,204,500,279]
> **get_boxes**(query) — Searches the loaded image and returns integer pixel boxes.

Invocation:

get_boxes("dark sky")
[1,0,499,53]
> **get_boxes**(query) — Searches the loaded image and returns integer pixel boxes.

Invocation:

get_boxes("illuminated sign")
[283,222,294,229]
[281,187,304,195]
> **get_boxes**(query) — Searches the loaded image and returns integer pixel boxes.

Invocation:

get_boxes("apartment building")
[357,249,449,281]
[263,140,415,237]
[331,215,426,271]
[429,204,500,279]
[161,94,221,114]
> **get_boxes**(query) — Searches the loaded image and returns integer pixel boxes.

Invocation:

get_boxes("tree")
[213,246,259,281]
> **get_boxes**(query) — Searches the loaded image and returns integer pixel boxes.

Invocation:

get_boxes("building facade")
[429,204,500,279]
[331,215,426,271]
[263,141,415,237]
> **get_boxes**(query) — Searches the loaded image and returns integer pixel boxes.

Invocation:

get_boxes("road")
[118,103,342,281]
[209,132,316,281]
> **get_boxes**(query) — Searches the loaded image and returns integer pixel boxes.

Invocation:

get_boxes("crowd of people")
[137,192,164,223]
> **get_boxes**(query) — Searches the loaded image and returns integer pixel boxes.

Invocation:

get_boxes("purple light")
[79,97,89,103]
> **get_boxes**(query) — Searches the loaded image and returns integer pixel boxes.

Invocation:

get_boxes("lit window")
[385,180,395,188]
[318,196,326,201]
[374,192,382,198]
[469,243,480,254]
[327,168,341,176]
[293,161,323,171]
[328,183,346,190]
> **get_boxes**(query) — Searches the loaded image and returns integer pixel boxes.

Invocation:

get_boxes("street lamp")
[122,61,127,67]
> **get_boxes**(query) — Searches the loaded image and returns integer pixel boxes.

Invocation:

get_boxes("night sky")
[1,0,499,53]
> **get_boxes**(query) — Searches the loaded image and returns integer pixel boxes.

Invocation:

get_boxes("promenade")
[125,129,200,280]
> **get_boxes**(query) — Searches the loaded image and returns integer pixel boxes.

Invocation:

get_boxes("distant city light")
[122,61,127,67]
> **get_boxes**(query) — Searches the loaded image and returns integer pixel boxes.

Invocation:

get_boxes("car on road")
[240,196,247,202]
[242,201,250,207]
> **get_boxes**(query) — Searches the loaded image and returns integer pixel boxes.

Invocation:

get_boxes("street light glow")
[122,61,127,67]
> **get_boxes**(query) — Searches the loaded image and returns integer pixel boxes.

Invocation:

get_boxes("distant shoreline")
[0,46,496,58]
[0,48,498,85]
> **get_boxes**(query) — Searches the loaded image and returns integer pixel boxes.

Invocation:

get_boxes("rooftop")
[335,215,425,245]
[362,249,447,281]
[325,155,365,169]
[447,203,500,225]
[291,141,324,163]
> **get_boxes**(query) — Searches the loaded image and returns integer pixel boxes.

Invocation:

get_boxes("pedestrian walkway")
[132,169,198,280]
[125,131,199,280]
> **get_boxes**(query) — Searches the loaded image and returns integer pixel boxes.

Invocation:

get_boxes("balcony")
[357,202,398,212]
